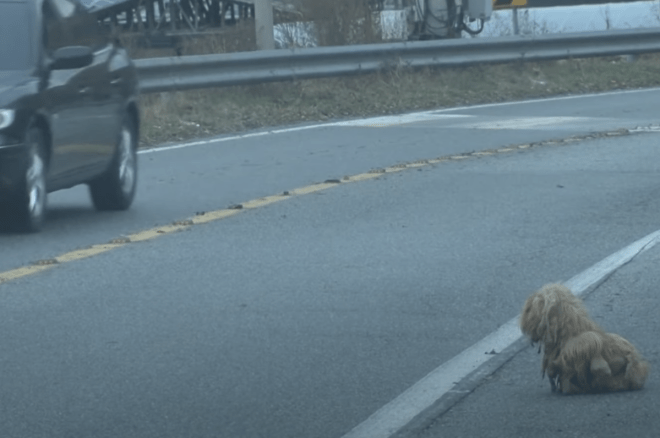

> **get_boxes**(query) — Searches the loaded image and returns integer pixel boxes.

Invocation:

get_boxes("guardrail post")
[255,0,275,50]
[512,8,519,35]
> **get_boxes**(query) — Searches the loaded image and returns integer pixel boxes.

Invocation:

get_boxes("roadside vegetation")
[122,0,660,148]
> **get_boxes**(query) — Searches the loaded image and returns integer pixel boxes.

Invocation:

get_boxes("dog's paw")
[608,356,627,376]
[590,356,612,376]
[624,356,650,390]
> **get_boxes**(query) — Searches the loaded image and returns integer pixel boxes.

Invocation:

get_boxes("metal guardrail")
[134,28,660,94]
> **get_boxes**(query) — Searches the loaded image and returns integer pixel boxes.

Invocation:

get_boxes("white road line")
[454,116,602,130]
[138,87,660,156]
[138,124,328,155]
[332,113,473,127]
[564,230,660,294]
[341,229,660,438]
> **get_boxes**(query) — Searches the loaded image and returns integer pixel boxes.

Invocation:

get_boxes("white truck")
[380,0,524,40]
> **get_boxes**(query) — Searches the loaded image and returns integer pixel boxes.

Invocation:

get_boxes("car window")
[43,0,109,54]
[50,0,76,17]
[0,2,33,70]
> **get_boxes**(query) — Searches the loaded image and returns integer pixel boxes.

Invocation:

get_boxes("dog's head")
[520,289,548,345]
[520,283,589,346]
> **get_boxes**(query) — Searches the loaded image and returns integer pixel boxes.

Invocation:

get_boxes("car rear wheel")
[89,114,138,211]
[3,127,48,233]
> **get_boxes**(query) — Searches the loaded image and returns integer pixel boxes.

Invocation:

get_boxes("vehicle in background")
[0,0,140,232]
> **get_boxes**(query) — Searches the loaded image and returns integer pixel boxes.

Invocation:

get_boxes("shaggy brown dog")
[520,283,649,394]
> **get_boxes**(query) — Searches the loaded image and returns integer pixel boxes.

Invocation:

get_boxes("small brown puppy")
[520,283,649,394]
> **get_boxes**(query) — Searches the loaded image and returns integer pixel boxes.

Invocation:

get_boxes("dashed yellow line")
[241,195,288,209]
[56,243,127,263]
[0,128,633,287]
[289,181,340,196]
[0,265,57,284]
[191,209,241,224]
[127,223,193,242]
[345,173,382,182]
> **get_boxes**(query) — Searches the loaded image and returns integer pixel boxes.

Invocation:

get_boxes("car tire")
[3,127,48,233]
[89,114,138,211]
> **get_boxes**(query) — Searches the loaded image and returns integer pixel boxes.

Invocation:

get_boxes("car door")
[67,9,121,172]
[63,42,119,175]
[40,0,98,188]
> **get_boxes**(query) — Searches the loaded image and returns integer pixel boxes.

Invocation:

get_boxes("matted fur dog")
[520,283,649,394]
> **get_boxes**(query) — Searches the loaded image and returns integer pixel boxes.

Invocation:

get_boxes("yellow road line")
[127,223,192,242]
[345,173,383,182]
[241,195,288,209]
[0,128,633,287]
[289,182,340,196]
[191,209,241,224]
[0,265,57,284]
[56,243,127,263]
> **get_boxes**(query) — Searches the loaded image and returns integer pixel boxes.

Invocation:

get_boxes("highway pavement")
[2,87,660,273]
[0,88,659,437]
[417,243,660,438]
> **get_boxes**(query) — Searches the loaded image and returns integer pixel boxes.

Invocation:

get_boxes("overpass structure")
[85,0,257,32]
[79,0,652,46]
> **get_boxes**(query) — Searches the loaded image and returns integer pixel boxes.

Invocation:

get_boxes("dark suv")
[0,0,140,232]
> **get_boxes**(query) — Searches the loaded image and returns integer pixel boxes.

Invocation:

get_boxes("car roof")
[0,0,88,14]
[0,0,39,11]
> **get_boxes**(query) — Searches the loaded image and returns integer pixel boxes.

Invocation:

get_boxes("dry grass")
[138,53,660,147]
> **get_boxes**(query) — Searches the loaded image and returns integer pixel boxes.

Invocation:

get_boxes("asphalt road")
[2,87,660,273]
[0,88,659,437]
[417,243,660,438]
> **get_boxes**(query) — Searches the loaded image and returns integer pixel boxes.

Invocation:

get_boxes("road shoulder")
[416,244,660,438]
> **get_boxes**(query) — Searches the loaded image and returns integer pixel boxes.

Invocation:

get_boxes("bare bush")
[117,22,256,59]
[300,0,379,46]
[177,23,256,55]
